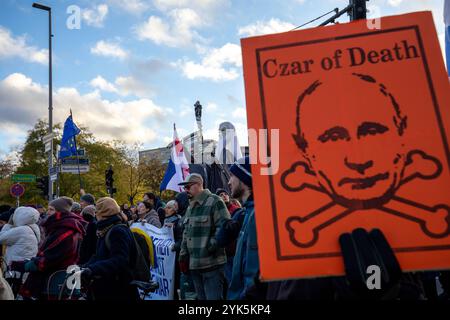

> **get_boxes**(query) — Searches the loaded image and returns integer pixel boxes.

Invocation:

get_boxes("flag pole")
[70,109,83,190]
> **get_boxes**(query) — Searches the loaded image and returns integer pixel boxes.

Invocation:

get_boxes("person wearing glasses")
[178,173,230,300]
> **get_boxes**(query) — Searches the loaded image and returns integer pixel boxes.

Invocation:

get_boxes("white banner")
[130,223,176,300]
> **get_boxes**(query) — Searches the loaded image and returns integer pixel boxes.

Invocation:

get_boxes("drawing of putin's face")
[293,73,408,209]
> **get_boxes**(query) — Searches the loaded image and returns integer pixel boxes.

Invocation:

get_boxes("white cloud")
[238,18,295,37]
[89,75,155,98]
[108,0,150,14]
[135,8,205,48]
[177,43,242,81]
[205,103,218,112]
[0,26,48,64]
[153,0,229,19]
[90,40,128,59]
[0,73,167,145]
[115,76,155,98]
[387,0,403,7]
[82,4,109,27]
[163,136,173,145]
[90,75,118,93]
[0,122,27,159]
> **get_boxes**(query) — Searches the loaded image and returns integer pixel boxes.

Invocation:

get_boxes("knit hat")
[71,202,82,213]
[80,193,95,205]
[81,205,96,218]
[229,156,252,187]
[215,188,229,197]
[49,197,74,213]
[96,197,121,218]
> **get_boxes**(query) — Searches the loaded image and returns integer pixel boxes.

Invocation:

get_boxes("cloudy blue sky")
[0,0,446,159]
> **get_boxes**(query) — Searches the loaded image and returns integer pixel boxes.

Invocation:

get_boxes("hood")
[43,211,87,236]
[175,192,189,216]
[28,223,41,243]
[13,207,40,226]
[154,196,164,210]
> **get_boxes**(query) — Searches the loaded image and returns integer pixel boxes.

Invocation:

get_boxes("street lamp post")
[32,2,53,200]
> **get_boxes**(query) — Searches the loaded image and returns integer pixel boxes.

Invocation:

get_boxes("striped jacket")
[180,189,230,270]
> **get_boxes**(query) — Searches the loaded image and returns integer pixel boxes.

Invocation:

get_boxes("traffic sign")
[50,173,58,182]
[43,132,55,144]
[61,158,89,166]
[49,167,58,175]
[10,183,25,198]
[11,174,36,183]
[60,164,90,174]
[44,141,52,153]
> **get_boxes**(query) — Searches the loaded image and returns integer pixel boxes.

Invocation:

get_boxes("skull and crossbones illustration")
[281,73,450,248]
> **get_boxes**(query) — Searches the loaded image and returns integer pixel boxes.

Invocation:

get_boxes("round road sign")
[10,183,25,198]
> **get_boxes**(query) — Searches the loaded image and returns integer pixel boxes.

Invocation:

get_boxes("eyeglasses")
[183,183,196,191]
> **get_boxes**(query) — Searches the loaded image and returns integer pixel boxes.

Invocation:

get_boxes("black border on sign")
[255,25,450,261]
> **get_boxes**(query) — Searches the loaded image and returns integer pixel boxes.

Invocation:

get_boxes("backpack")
[105,224,156,282]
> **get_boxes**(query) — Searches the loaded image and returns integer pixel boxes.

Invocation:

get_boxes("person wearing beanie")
[80,197,138,301]
[48,196,73,214]
[222,156,266,300]
[178,173,231,300]
[80,193,95,209]
[13,197,86,299]
[81,205,96,223]
[71,202,82,215]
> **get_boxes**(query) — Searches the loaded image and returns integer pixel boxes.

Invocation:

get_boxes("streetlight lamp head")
[32,2,51,11]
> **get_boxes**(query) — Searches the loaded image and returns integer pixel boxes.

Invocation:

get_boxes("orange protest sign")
[241,12,450,280]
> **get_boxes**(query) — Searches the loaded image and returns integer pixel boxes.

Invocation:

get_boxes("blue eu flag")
[59,115,81,159]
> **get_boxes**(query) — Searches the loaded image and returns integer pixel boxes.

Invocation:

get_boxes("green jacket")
[180,189,230,270]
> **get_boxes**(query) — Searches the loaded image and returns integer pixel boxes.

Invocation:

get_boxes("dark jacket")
[85,215,138,301]
[164,214,183,250]
[79,220,97,265]
[227,197,262,300]
[164,213,182,294]
[20,211,86,299]
[217,207,246,257]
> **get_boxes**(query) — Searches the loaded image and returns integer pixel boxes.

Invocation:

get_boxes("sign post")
[10,183,25,207]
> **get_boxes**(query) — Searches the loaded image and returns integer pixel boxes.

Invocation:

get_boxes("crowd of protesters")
[1,156,450,301]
